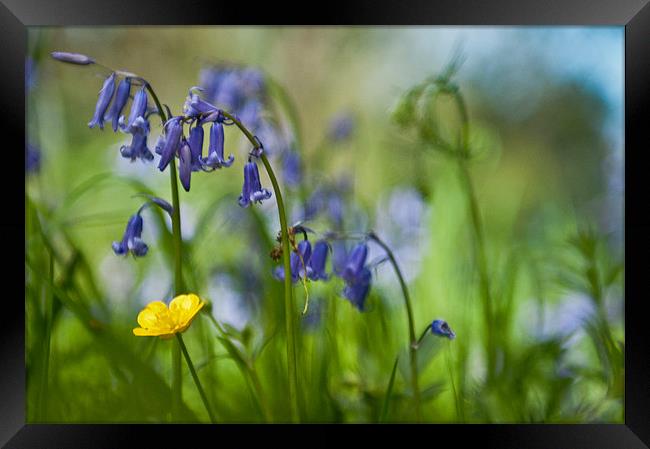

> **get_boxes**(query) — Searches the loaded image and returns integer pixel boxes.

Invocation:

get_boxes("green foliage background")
[26,27,624,423]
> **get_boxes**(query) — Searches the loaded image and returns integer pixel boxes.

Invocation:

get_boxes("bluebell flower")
[327,111,355,142]
[26,144,41,173]
[188,126,204,171]
[338,243,372,311]
[119,119,153,162]
[120,86,148,134]
[274,240,312,282]
[106,77,132,132]
[158,116,184,172]
[51,51,95,65]
[283,150,302,188]
[431,319,456,340]
[184,88,219,119]
[238,161,272,207]
[202,122,234,170]
[88,72,116,130]
[308,240,330,281]
[178,139,193,192]
[112,213,148,257]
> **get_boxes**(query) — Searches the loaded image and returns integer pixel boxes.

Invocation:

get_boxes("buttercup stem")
[176,334,217,423]
[368,231,422,422]
[220,109,300,423]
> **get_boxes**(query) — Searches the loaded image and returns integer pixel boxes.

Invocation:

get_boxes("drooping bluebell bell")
[119,86,148,134]
[120,133,152,162]
[158,116,184,172]
[178,139,193,192]
[51,51,95,65]
[88,72,116,130]
[238,161,272,207]
[431,319,456,340]
[202,122,234,170]
[188,125,204,171]
[107,77,132,132]
[338,243,372,311]
[112,213,148,257]
[274,240,312,283]
[308,240,330,281]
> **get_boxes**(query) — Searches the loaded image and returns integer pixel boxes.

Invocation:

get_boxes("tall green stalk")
[220,110,300,422]
[145,83,187,420]
[368,232,421,422]
[452,91,496,382]
[176,334,217,423]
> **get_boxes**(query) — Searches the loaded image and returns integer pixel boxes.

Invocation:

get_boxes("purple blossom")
[51,51,95,65]
[178,139,193,192]
[202,122,234,170]
[107,77,132,132]
[308,240,330,281]
[338,243,372,311]
[274,240,312,282]
[119,86,148,134]
[88,72,116,130]
[188,125,205,171]
[112,213,148,257]
[158,117,183,172]
[431,319,456,340]
[238,161,272,207]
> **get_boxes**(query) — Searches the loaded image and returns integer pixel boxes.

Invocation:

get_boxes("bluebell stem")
[158,116,184,172]
[51,51,95,65]
[238,160,272,207]
[274,240,312,282]
[188,126,204,171]
[178,139,193,192]
[120,86,148,134]
[107,77,132,132]
[112,213,148,257]
[88,72,116,130]
[202,122,234,170]
[339,243,372,311]
[431,319,456,340]
[308,240,329,281]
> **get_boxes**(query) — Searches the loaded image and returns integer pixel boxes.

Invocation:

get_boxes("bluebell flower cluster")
[199,65,292,157]
[83,70,155,164]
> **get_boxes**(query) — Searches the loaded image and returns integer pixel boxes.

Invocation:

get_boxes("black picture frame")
[6,0,650,446]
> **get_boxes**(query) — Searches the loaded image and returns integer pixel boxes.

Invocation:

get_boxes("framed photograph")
[6,0,650,446]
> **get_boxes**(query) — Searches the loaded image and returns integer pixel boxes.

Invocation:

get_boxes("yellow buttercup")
[133,293,206,338]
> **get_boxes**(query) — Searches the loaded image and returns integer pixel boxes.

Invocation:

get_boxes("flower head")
[337,243,372,311]
[112,212,148,257]
[178,139,193,192]
[202,122,234,170]
[119,117,153,162]
[188,125,204,171]
[274,239,312,283]
[120,86,148,134]
[431,319,456,340]
[133,293,206,338]
[51,51,95,65]
[107,77,132,132]
[88,72,116,130]
[308,240,330,281]
[158,116,184,172]
[327,111,355,142]
[238,161,272,207]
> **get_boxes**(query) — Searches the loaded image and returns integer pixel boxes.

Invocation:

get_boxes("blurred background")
[25,27,624,423]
